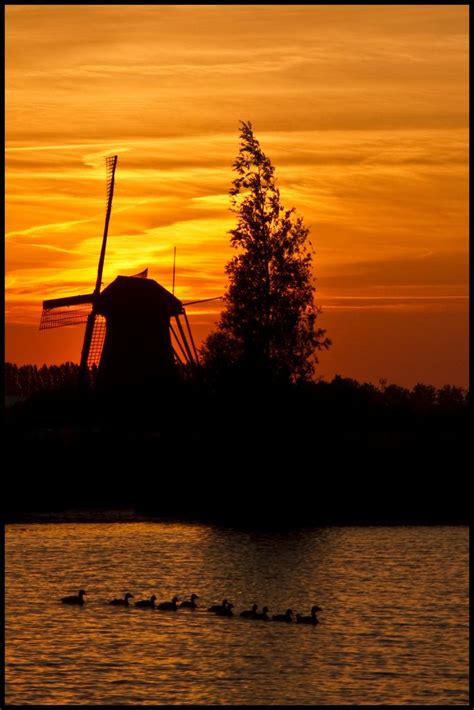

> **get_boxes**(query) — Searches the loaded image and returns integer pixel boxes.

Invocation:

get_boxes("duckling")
[180,594,199,609]
[135,594,157,608]
[240,603,258,618]
[157,596,180,611]
[61,589,86,605]
[272,608,293,622]
[109,593,134,606]
[253,605,270,621]
[296,606,321,625]
[208,599,228,613]
[214,602,234,617]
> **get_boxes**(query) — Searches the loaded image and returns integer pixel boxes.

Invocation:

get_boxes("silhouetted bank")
[4,503,469,526]
[4,370,470,527]
[5,472,470,526]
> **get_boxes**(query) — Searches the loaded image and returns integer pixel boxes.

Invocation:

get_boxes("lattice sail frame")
[106,156,116,201]
[87,314,107,367]
[40,292,95,330]
[40,303,92,330]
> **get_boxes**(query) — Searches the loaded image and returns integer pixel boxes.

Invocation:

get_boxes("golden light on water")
[5,523,469,704]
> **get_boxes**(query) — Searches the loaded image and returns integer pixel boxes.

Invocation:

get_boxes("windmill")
[40,156,203,390]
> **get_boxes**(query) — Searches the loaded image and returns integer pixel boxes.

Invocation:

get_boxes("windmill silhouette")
[40,156,207,389]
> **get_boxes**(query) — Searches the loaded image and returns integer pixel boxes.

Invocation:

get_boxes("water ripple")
[5,523,468,705]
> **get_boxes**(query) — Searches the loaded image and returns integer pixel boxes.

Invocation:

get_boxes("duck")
[253,606,270,621]
[214,602,234,617]
[272,608,293,622]
[109,593,134,606]
[240,604,258,618]
[61,589,86,605]
[135,595,157,608]
[180,594,199,609]
[208,599,228,613]
[157,596,180,611]
[296,606,322,625]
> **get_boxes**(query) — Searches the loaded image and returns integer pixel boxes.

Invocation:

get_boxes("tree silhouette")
[202,121,331,383]
[5,362,80,397]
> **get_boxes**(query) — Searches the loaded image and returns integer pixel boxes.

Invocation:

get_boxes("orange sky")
[5,5,469,388]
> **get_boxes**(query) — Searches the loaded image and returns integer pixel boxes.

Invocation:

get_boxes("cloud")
[5,5,468,387]
[321,295,468,313]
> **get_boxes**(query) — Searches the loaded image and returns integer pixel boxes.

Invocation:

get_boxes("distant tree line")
[5,361,468,418]
[302,375,468,420]
[5,362,81,397]
[5,363,469,526]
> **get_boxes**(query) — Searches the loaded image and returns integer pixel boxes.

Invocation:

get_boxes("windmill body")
[95,275,183,389]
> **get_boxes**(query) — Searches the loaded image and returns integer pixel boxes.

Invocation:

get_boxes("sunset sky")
[5,5,469,388]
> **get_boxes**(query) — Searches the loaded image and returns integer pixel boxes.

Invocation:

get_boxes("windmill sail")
[40,293,94,330]
[38,155,118,380]
[94,156,118,297]
[87,314,107,368]
[79,155,118,378]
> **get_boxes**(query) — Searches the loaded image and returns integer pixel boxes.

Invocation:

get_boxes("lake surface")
[5,523,469,705]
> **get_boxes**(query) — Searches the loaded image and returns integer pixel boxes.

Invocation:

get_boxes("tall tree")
[202,121,331,383]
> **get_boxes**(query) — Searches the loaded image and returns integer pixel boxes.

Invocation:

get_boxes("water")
[5,523,469,705]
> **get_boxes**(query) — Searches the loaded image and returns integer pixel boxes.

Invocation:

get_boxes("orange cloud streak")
[5,5,468,387]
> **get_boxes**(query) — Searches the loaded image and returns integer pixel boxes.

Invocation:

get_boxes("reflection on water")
[5,523,468,704]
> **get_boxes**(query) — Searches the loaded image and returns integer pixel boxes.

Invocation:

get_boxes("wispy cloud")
[5,5,468,386]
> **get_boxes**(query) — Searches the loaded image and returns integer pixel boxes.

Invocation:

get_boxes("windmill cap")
[98,276,183,316]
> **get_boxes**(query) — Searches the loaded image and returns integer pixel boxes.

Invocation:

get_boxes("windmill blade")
[170,321,191,365]
[80,155,118,380]
[181,296,223,307]
[42,293,94,310]
[173,314,196,366]
[80,310,98,376]
[182,308,200,364]
[40,293,94,330]
[87,314,107,368]
[94,155,118,296]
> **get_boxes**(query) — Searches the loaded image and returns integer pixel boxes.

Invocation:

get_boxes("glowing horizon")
[5,5,468,388]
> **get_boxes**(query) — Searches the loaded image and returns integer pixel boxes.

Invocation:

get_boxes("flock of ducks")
[60,590,322,625]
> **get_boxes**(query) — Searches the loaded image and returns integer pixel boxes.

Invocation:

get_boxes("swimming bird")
[214,602,233,617]
[272,608,293,622]
[180,594,199,609]
[253,605,270,621]
[157,596,180,611]
[208,599,228,613]
[135,595,157,608]
[296,606,321,625]
[109,593,134,606]
[61,589,86,605]
[240,604,258,618]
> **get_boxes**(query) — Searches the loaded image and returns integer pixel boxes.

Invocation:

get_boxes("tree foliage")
[5,362,80,397]
[202,121,331,383]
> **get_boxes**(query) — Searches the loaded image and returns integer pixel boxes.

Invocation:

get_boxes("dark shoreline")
[4,444,470,528]
[5,381,470,531]
[4,507,470,527]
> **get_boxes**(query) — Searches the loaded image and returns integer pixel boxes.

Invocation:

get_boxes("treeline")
[305,375,468,417]
[4,363,470,525]
[5,362,82,397]
[5,361,468,418]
